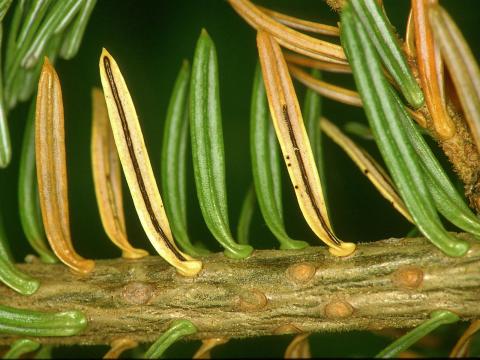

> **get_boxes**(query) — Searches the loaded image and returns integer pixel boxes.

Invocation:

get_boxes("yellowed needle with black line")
[257,31,355,257]
[91,87,148,259]
[99,49,202,277]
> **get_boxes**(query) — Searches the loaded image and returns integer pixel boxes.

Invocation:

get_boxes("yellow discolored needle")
[193,337,230,359]
[289,64,362,107]
[321,118,413,223]
[257,31,355,257]
[285,53,352,74]
[412,0,454,139]
[288,62,427,127]
[35,58,95,275]
[284,333,311,359]
[257,5,339,36]
[91,87,149,259]
[103,338,139,359]
[229,0,347,64]
[99,49,202,277]
[449,320,480,357]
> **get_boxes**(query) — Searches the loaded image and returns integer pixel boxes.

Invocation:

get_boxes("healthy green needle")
[0,212,40,295]
[0,304,87,337]
[2,339,40,359]
[340,4,468,257]
[376,310,459,358]
[250,64,308,250]
[19,99,57,263]
[59,0,97,60]
[349,0,424,108]
[189,29,253,259]
[144,320,197,359]
[161,60,209,257]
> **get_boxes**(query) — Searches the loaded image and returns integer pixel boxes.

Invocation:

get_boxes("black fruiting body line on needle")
[102,56,186,262]
[282,104,340,245]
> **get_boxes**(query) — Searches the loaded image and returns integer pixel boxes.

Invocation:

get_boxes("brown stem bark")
[0,234,479,346]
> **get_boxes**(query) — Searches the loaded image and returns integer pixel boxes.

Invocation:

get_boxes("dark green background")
[0,0,479,357]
